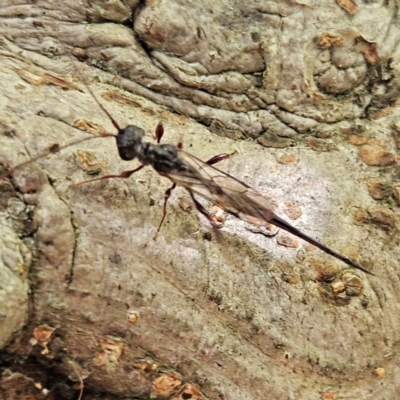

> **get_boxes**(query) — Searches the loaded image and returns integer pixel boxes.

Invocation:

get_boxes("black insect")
[1,77,374,276]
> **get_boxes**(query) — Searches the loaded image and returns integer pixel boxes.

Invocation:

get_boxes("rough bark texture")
[0,1,399,399]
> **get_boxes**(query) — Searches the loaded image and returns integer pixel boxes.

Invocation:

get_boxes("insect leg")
[71,165,145,188]
[205,151,237,166]
[182,151,236,228]
[152,122,164,143]
[153,183,176,240]
[189,193,224,228]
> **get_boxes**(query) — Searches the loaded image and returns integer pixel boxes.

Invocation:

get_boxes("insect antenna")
[0,133,115,181]
[0,72,123,181]
[78,74,122,133]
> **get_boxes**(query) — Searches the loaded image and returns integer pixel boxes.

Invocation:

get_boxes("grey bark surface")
[0,1,399,399]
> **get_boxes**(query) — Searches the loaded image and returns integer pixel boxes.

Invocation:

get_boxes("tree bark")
[0,1,399,399]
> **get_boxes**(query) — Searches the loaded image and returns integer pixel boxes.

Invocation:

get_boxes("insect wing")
[167,150,276,226]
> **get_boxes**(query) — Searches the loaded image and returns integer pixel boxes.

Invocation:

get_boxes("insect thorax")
[142,143,187,174]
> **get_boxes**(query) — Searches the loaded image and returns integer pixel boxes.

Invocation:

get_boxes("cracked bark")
[0,1,400,400]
